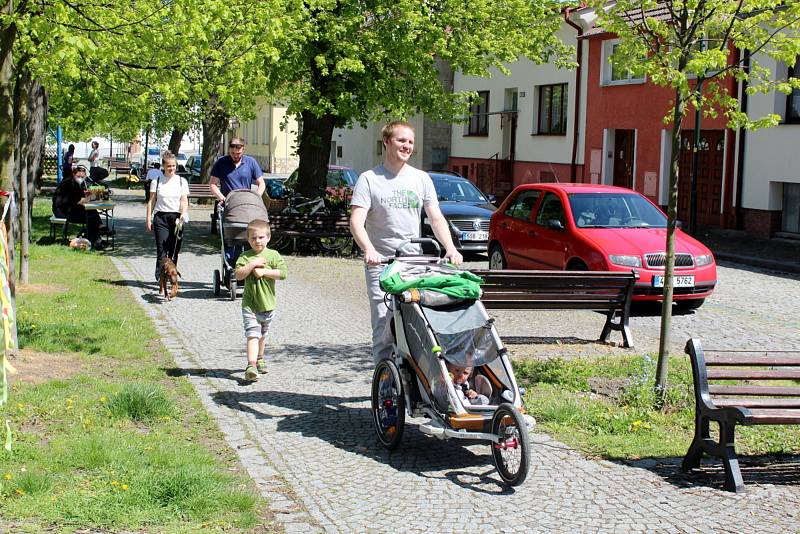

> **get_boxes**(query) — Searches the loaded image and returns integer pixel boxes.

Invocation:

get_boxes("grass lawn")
[0,199,278,533]
[516,353,800,460]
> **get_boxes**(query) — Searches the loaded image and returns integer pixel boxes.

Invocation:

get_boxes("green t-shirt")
[235,248,287,312]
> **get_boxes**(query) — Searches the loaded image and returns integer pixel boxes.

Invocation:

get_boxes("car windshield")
[177,153,186,160]
[328,168,357,187]
[148,148,160,155]
[286,167,357,188]
[431,177,488,203]
[568,193,667,228]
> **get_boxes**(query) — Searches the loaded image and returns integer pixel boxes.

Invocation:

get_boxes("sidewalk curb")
[714,251,800,275]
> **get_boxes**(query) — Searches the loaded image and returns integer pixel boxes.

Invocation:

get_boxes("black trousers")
[66,206,101,244]
[153,212,182,270]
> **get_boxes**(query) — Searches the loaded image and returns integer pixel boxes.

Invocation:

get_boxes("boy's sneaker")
[256,358,268,374]
[244,365,258,382]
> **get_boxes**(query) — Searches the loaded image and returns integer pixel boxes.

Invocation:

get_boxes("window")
[503,190,541,221]
[602,40,645,85]
[787,58,800,123]
[466,91,489,136]
[783,182,800,234]
[537,83,568,135]
[535,192,565,226]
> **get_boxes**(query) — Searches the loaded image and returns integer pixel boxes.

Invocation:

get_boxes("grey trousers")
[364,265,393,365]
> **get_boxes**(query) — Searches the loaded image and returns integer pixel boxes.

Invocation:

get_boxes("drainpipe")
[735,50,750,230]
[565,8,583,183]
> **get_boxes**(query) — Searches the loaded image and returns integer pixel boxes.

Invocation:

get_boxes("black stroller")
[213,190,270,300]
[372,239,534,486]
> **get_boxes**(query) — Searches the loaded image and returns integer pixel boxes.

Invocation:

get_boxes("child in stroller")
[447,361,492,406]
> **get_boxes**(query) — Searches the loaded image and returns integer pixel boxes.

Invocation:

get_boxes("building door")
[613,129,635,188]
[678,130,724,226]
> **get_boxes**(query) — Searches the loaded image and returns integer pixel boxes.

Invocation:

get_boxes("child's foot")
[244,365,258,382]
[256,358,267,374]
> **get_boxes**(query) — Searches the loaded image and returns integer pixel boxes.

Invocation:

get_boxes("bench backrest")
[187,184,215,197]
[471,269,637,311]
[685,338,800,408]
[268,212,350,233]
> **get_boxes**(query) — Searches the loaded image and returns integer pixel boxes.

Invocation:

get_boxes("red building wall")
[582,34,734,207]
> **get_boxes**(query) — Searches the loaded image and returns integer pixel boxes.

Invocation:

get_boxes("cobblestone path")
[110,192,799,533]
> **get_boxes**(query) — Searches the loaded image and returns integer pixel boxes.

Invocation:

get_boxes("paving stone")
[105,191,800,534]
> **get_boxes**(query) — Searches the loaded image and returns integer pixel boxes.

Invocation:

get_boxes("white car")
[143,147,162,167]
[176,152,188,171]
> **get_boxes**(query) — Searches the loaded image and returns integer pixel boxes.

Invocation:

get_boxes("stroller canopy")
[222,190,269,242]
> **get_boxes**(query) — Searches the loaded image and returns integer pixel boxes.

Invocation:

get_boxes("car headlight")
[609,254,642,268]
[695,254,714,267]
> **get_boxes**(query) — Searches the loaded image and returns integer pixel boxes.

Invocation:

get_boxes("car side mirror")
[675,220,683,229]
[547,219,565,231]
[487,194,497,204]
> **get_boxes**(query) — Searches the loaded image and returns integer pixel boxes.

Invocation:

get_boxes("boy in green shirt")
[235,219,287,382]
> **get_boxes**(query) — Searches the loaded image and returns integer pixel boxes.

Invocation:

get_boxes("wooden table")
[84,201,115,249]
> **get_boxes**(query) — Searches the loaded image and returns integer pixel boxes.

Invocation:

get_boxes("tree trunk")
[14,67,29,284]
[0,10,16,194]
[200,102,227,184]
[296,110,335,198]
[654,88,688,405]
[167,127,185,156]
[26,80,46,199]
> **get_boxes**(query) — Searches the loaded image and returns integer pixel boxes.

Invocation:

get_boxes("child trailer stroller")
[371,239,534,486]
[213,189,270,300]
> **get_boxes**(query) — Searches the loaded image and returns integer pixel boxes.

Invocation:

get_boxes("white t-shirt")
[350,164,438,258]
[88,149,100,168]
[150,174,189,214]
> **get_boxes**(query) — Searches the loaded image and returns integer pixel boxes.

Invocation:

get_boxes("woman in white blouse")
[146,152,189,280]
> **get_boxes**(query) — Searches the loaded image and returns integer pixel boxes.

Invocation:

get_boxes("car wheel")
[489,245,507,270]
[677,298,705,310]
[567,260,589,271]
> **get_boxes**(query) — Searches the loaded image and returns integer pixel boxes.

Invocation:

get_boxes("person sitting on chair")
[52,165,104,250]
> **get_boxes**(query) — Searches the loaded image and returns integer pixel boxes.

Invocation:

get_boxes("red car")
[488,183,717,309]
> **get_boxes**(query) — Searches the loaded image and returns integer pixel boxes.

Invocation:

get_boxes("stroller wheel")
[371,359,405,449]
[490,403,531,486]
[229,278,237,301]
[213,269,221,297]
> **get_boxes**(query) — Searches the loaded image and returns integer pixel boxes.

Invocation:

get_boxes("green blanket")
[380,262,483,299]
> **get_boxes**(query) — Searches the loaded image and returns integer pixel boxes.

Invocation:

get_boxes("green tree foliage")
[269,0,573,196]
[590,0,800,400]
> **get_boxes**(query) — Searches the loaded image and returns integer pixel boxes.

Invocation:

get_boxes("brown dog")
[159,257,180,300]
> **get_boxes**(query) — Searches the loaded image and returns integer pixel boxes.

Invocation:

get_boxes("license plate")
[460,231,488,241]
[652,275,695,288]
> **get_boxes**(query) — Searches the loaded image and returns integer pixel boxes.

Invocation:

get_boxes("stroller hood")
[223,190,269,242]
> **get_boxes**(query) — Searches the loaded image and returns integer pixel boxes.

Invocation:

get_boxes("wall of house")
[331,117,425,174]
[269,107,299,174]
[582,34,733,203]
[449,23,583,185]
[739,54,800,235]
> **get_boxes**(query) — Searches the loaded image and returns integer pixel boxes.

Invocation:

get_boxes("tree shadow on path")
[211,387,516,494]
[618,453,800,492]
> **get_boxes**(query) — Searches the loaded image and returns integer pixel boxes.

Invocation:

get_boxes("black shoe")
[93,241,106,251]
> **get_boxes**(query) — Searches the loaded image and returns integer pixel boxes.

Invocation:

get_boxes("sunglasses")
[229,143,244,149]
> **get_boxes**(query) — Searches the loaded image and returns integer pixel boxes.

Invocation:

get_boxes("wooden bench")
[49,216,84,244]
[109,159,131,179]
[471,269,638,348]
[186,183,219,233]
[268,212,352,253]
[682,338,800,492]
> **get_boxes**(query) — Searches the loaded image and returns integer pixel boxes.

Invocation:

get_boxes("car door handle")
[527,230,537,237]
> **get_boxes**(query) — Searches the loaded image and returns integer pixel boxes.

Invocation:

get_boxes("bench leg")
[682,413,709,471]
[599,310,635,348]
[719,421,745,493]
